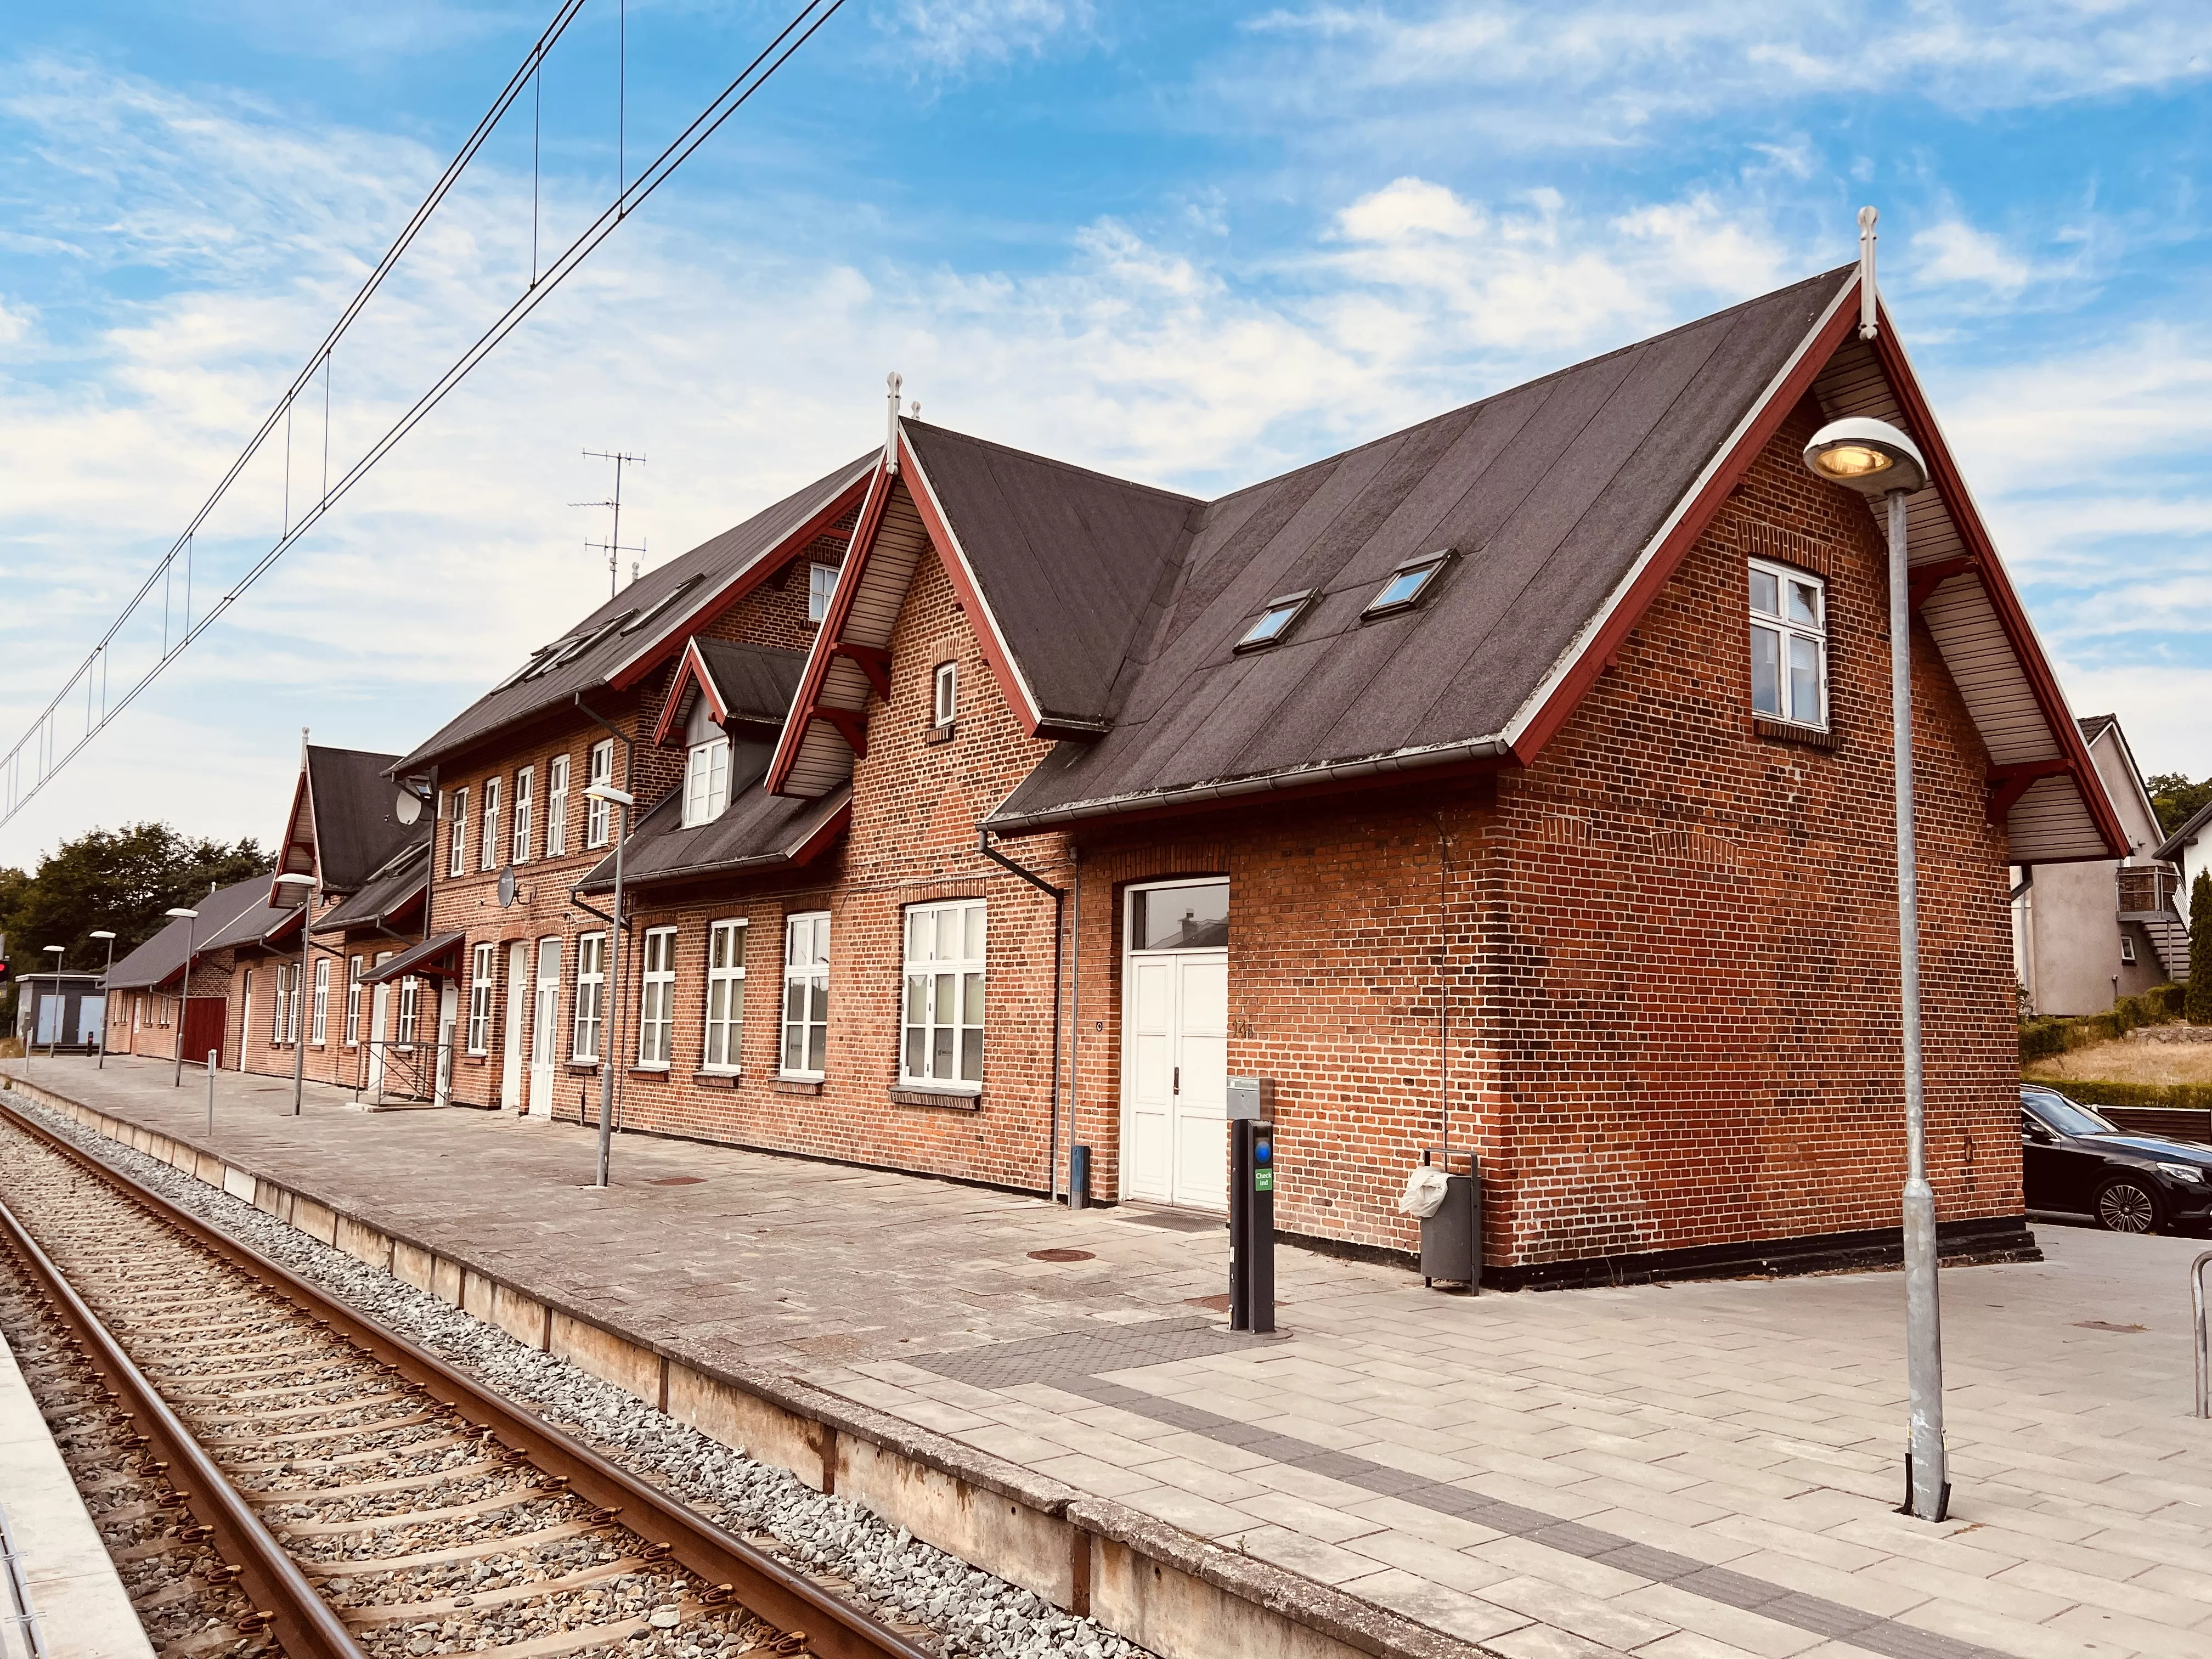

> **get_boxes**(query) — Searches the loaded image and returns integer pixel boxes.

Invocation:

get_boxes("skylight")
[1235,590,1314,652]
[619,573,706,635]
[1363,550,1453,618]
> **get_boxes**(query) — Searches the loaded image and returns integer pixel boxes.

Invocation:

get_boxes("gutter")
[986,735,1513,834]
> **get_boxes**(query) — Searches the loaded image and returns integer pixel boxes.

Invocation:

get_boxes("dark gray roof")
[2157,794,2212,862]
[575,781,848,894]
[359,931,465,984]
[304,746,427,892]
[693,639,807,729]
[102,876,279,990]
[2078,714,2117,745]
[314,843,429,935]
[984,267,1853,829]
[904,422,1198,731]
[396,455,872,772]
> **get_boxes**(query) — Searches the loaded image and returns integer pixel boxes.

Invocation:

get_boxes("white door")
[501,941,528,1111]
[528,937,561,1119]
[1120,879,1231,1211]
[236,973,253,1070]
[435,985,459,1107]
[365,956,392,1097]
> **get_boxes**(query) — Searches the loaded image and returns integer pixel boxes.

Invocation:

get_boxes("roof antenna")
[575,448,646,601]
[1857,206,1879,341]
[885,371,902,475]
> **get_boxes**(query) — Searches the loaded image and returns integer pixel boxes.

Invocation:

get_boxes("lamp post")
[1803,414,1945,1520]
[90,931,116,1067]
[164,908,199,1087]
[273,872,326,1116]
[582,780,633,1189]
[40,946,64,1058]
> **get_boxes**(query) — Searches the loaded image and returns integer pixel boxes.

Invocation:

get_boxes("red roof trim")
[896,431,1048,735]
[1509,291,1861,765]
[649,638,727,748]
[607,470,873,695]
[766,460,894,794]
[1865,315,2128,861]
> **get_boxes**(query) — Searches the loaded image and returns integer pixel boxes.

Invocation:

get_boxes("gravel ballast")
[12,1098,1145,1659]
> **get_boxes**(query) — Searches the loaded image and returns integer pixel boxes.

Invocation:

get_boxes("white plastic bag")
[1396,1165,1451,1219]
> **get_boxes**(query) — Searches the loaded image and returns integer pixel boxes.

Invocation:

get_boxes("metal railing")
[0,1502,48,1659]
[351,1036,456,1108]
[2195,1251,2212,1420]
[2117,862,2182,917]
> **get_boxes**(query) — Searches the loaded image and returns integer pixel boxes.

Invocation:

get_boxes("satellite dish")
[395,789,423,826]
[498,866,517,909]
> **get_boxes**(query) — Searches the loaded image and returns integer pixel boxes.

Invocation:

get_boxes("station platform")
[0,1316,157,1659]
[9,1053,2212,1659]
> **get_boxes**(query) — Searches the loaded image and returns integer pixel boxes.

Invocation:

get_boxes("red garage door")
[180,997,228,1068]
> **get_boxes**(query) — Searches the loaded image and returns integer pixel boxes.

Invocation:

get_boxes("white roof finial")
[1857,206,1879,341]
[886,371,903,475]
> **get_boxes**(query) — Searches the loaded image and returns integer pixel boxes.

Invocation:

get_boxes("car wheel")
[2094,1178,2163,1235]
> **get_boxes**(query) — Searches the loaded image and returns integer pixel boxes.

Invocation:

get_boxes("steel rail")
[0,1098,929,1659]
[0,1193,368,1659]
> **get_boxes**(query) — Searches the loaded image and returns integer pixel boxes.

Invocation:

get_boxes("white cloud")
[1911,218,2034,294]
[2052,664,2212,780]
[886,0,1097,70]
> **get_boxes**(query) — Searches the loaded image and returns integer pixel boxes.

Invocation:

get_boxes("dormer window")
[683,735,731,828]
[1235,590,1313,652]
[1364,549,1452,618]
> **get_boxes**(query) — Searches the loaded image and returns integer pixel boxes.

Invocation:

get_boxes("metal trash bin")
[1420,1146,1479,1292]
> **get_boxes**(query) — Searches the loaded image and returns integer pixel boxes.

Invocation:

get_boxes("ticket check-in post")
[1228,1076,1276,1333]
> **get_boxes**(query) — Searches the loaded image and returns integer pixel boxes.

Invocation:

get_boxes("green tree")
[2192,870,2212,1026]
[2147,772,2212,839]
[0,823,271,987]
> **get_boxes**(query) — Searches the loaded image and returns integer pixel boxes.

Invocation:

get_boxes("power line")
[0,0,851,830]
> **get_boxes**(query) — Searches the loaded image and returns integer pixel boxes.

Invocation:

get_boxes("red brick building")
[341,266,2122,1285]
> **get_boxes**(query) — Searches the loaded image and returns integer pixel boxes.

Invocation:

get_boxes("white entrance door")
[365,956,392,1098]
[435,984,459,1107]
[529,937,562,1119]
[1120,879,1231,1211]
[501,941,528,1112]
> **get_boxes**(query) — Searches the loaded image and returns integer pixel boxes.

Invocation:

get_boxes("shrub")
[2191,871,2212,1025]
[2016,987,2185,1065]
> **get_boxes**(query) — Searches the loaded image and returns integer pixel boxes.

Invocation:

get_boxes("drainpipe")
[979,825,1067,1203]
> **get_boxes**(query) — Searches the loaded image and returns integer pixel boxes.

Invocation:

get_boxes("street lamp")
[582,779,634,1189]
[273,872,327,1116]
[165,908,199,1087]
[40,946,64,1059]
[1802,413,1945,1521]
[89,931,116,1068]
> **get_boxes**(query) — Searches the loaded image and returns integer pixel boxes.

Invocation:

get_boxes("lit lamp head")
[1803,417,1927,498]
[583,782,635,808]
[88,930,115,941]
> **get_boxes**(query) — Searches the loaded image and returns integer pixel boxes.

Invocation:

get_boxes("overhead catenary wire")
[0,0,850,829]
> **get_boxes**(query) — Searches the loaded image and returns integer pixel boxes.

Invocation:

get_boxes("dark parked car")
[2019,1085,2212,1234]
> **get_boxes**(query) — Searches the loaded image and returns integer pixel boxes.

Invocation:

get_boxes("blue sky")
[2,1,2208,862]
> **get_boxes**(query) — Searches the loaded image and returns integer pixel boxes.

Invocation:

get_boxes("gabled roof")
[574,780,849,894]
[651,637,809,746]
[313,841,430,935]
[395,456,873,774]
[102,876,279,991]
[2156,795,2212,864]
[276,744,428,896]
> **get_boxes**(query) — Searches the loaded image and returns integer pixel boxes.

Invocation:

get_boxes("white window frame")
[902,899,985,1092]
[396,976,420,1049]
[586,741,614,848]
[512,766,534,865]
[481,776,502,871]
[467,942,496,1054]
[932,662,957,728]
[447,787,469,878]
[682,736,731,828]
[2120,934,2138,966]
[573,932,606,1062]
[703,919,747,1073]
[345,956,364,1046]
[780,912,831,1079]
[545,754,569,857]
[311,956,330,1047]
[636,926,678,1068]
[1748,558,1829,730]
[272,964,291,1045]
[807,562,839,624]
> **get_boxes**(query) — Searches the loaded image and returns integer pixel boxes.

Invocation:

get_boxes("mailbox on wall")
[1227,1076,1274,1121]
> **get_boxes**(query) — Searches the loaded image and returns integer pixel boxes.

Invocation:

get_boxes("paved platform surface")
[0,1314,159,1658]
[10,1054,2212,1659]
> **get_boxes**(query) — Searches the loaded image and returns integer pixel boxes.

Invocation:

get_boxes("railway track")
[0,1099,932,1659]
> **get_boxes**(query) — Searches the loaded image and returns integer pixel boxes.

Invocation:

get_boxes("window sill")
[692,1070,742,1088]
[1752,716,1839,751]
[566,1060,601,1073]
[889,1086,982,1111]
[629,1064,671,1078]
[924,723,956,746]
[773,1076,825,1096]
